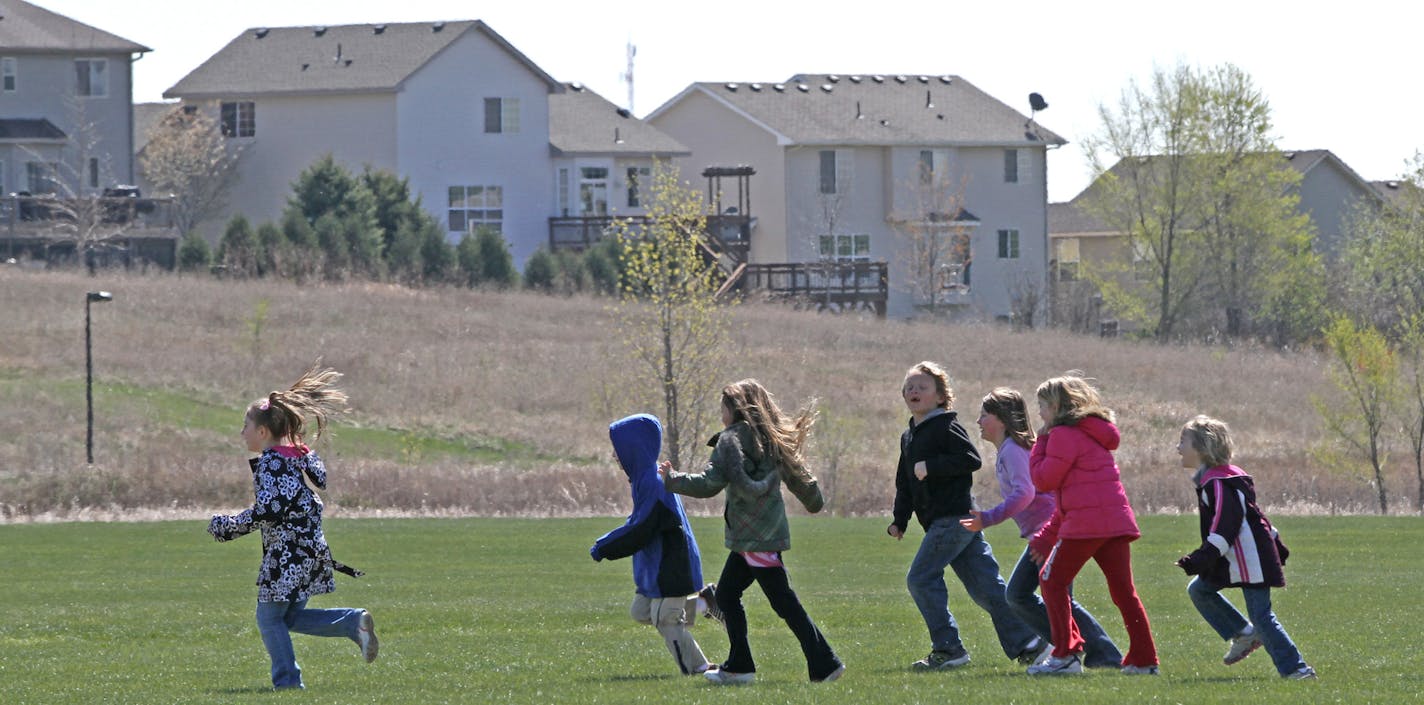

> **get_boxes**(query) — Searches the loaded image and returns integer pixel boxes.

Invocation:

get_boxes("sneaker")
[1284,665,1317,680]
[357,610,379,664]
[1224,628,1263,665]
[1017,637,1054,666]
[698,584,724,626]
[912,648,970,670]
[705,668,754,685]
[1121,664,1159,675]
[1027,653,1083,675]
[813,663,846,683]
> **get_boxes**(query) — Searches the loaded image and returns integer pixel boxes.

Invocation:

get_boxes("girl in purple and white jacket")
[1176,415,1316,680]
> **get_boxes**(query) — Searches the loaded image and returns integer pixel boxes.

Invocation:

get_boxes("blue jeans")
[1005,545,1123,668]
[255,599,365,689]
[1187,576,1306,675]
[906,517,1037,658]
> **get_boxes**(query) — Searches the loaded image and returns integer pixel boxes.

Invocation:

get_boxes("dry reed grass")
[0,266,1402,522]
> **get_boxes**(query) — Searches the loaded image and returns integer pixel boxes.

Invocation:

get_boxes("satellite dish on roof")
[1029,93,1048,112]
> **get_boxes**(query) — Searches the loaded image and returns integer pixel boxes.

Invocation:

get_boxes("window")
[1133,239,1153,281]
[75,59,107,97]
[220,101,255,138]
[88,158,99,188]
[1055,237,1080,281]
[0,159,5,195]
[484,97,520,134]
[919,150,934,184]
[818,233,870,261]
[625,166,650,208]
[557,168,570,216]
[997,229,1020,259]
[579,167,608,216]
[26,161,59,194]
[448,185,503,233]
[2,57,15,92]
[819,150,837,194]
[1004,148,1019,183]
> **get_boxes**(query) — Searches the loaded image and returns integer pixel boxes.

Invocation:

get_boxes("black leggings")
[715,552,841,679]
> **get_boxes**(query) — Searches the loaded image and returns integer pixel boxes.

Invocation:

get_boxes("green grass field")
[2,516,1418,704]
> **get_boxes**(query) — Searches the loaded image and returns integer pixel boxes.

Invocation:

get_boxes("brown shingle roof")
[549,83,688,157]
[165,20,558,99]
[655,73,1064,147]
[0,0,149,53]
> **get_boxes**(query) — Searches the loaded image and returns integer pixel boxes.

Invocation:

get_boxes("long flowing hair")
[1035,372,1114,430]
[246,361,349,446]
[981,387,1036,450]
[721,378,817,483]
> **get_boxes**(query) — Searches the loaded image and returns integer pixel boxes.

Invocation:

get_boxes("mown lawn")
[2,516,1418,704]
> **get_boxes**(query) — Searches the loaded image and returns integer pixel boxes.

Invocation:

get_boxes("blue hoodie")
[590,414,703,598]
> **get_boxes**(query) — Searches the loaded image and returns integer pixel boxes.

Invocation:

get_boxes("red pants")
[1040,535,1158,667]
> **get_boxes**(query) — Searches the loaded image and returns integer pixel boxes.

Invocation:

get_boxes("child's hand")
[657,460,672,478]
[589,544,603,562]
[913,461,928,481]
[1177,548,1215,575]
[887,524,904,540]
[1029,547,1046,565]
[959,511,984,533]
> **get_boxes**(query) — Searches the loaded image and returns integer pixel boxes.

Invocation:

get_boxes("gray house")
[647,73,1064,319]
[165,20,686,264]
[0,0,150,195]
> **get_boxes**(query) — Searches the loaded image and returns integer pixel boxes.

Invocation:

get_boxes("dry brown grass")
[0,266,1402,521]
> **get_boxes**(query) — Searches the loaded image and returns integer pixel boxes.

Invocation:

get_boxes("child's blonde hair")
[1181,415,1234,467]
[1036,372,1114,429]
[722,378,817,483]
[981,387,1036,451]
[904,361,955,409]
[246,362,349,446]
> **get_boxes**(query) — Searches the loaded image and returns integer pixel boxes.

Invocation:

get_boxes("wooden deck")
[740,261,888,317]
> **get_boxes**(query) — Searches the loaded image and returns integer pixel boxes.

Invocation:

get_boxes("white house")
[0,0,150,196]
[164,20,686,265]
[646,74,1064,319]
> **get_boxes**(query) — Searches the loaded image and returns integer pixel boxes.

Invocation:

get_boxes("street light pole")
[86,291,112,464]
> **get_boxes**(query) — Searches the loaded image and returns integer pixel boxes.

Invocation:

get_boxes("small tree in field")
[610,162,730,470]
[1313,314,1398,513]
[139,104,241,237]
[890,168,971,316]
[1397,313,1424,512]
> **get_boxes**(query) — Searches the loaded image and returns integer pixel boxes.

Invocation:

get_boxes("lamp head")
[87,291,113,302]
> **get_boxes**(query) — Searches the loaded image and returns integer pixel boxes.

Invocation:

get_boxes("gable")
[0,0,150,53]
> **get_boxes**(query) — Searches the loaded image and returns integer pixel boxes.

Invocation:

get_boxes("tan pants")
[631,593,708,675]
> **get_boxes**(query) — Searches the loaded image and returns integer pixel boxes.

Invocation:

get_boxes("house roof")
[0,117,66,140]
[133,102,179,155]
[1372,179,1424,208]
[647,73,1065,147]
[165,20,560,99]
[549,83,688,158]
[1050,149,1383,237]
[0,0,150,53]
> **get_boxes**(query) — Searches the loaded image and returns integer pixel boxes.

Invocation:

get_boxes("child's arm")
[1200,478,1246,556]
[976,445,1034,528]
[591,501,677,561]
[207,509,255,541]
[890,447,914,535]
[1028,430,1070,493]
[662,433,736,498]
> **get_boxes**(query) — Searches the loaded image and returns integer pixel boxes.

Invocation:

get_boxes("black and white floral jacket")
[208,446,357,603]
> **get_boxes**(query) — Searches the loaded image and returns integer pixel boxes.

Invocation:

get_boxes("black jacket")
[891,410,983,532]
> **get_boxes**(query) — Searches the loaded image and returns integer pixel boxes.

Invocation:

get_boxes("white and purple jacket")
[1192,464,1288,588]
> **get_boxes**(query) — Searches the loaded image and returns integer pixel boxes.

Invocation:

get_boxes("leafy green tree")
[284,155,382,278]
[585,237,623,296]
[1082,62,1318,344]
[609,162,731,469]
[255,222,284,277]
[138,103,242,237]
[417,218,455,283]
[1313,314,1398,513]
[457,226,518,289]
[176,231,211,272]
[217,215,257,277]
[1336,153,1424,335]
[522,248,557,292]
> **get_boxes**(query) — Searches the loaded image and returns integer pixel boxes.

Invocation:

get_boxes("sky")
[28,0,1424,202]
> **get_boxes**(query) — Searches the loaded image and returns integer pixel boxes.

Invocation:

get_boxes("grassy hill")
[0,267,1395,519]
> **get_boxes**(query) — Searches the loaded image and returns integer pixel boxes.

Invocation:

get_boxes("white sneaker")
[357,610,379,663]
[1017,638,1054,665]
[1224,627,1263,665]
[1121,664,1159,675]
[1027,653,1082,675]
[1284,665,1317,680]
[704,668,754,685]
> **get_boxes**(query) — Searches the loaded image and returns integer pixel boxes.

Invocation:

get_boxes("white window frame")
[557,168,570,216]
[75,58,107,98]
[997,228,1020,259]
[578,166,609,216]
[1004,149,1019,183]
[1132,238,1154,281]
[26,161,60,194]
[1055,237,1080,281]
[818,233,870,262]
[220,101,255,138]
[2,57,15,92]
[626,166,650,209]
[448,184,504,233]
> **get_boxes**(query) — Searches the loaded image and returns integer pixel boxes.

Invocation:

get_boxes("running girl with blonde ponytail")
[208,362,378,690]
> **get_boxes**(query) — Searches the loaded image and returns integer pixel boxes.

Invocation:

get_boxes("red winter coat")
[1028,416,1140,556]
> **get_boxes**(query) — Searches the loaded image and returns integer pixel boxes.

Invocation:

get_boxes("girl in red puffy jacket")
[1025,374,1159,676]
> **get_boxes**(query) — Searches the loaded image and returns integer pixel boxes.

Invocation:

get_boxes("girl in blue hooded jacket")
[591,414,714,675]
